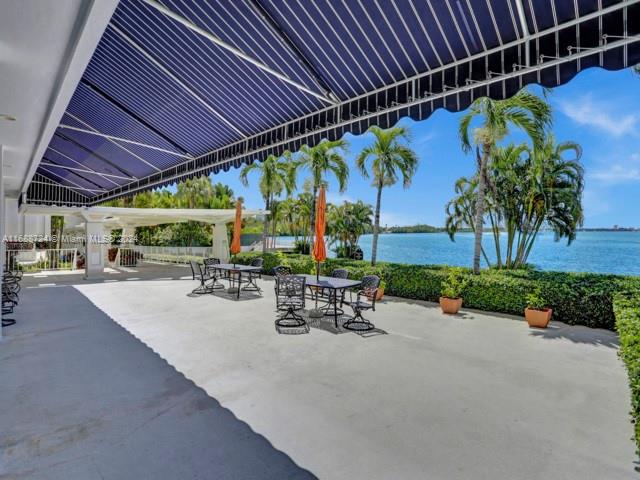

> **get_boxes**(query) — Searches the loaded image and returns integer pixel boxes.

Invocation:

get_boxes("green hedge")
[234,252,640,331]
[614,289,640,455]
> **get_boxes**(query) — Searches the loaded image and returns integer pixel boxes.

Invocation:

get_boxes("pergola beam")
[141,0,337,105]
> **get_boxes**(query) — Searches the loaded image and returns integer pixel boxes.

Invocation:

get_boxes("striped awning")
[26,0,640,206]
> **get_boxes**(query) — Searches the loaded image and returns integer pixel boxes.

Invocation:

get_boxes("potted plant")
[524,288,552,328]
[439,267,469,314]
[374,280,386,301]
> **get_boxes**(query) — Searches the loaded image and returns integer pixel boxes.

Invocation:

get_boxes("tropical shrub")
[327,200,372,258]
[614,288,640,456]
[440,267,470,299]
[235,252,640,330]
[293,240,311,254]
[525,287,548,310]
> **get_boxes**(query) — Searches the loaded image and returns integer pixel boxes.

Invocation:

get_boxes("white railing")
[131,245,215,264]
[117,247,140,267]
[4,248,78,272]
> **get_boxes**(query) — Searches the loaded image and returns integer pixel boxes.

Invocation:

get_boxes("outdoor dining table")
[300,274,362,327]
[213,263,262,299]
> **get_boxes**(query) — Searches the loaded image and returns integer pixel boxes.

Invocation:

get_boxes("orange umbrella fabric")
[312,186,327,263]
[230,199,242,256]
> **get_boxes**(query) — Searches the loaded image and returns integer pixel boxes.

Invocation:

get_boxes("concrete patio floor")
[1,263,635,479]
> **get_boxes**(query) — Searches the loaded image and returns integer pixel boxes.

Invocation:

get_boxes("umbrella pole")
[309,259,325,319]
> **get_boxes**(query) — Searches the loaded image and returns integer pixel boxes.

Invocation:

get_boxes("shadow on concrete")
[0,286,317,480]
[528,321,620,348]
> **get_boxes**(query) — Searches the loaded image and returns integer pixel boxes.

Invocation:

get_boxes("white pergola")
[20,204,266,279]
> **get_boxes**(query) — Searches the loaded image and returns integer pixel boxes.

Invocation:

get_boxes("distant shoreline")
[378,227,640,234]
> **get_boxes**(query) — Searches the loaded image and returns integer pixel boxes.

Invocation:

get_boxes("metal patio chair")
[190,261,220,295]
[2,270,21,327]
[343,275,380,332]
[273,265,292,310]
[318,268,349,305]
[203,257,226,288]
[275,275,306,327]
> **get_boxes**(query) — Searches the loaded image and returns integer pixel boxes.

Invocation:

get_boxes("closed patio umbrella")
[230,199,242,266]
[312,186,327,280]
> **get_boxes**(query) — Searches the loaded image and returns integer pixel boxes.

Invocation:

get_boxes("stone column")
[121,225,135,245]
[84,220,106,280]
[211,223,229,262]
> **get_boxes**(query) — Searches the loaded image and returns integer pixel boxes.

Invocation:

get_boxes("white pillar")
[121,225,135,245]
[0,145,5,337]
[3,197,20,238]
[211,223,229,262]
[84,221,106,280]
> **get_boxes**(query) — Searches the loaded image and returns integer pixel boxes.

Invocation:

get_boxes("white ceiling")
[0,0,118,197]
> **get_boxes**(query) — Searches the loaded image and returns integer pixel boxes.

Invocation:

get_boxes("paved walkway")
[0,278,314,479]
[1,263,635,479]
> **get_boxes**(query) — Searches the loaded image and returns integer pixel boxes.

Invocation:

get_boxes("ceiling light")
[0,114,17,122]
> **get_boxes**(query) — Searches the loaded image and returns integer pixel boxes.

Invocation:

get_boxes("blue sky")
[206,67,640,228]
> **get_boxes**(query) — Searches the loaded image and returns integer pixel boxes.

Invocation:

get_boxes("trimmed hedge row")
[234,252,640,330]
[614,289,640,455]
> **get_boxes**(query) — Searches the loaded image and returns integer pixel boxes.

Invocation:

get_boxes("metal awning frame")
[24,0,640,207]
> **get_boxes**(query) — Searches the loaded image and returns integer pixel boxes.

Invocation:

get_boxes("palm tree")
[356,126,418,265]
[459,89,552,274]
[209,182,235,209]
[445,176,492,267]
[446,137,583,269]
[327,200,373,257]
[513,136,584,266]
[239,153,295,254]
[175,176,214,209]
[297,139,349,243]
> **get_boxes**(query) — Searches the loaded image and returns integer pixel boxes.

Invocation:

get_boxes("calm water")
[281,231,640,276]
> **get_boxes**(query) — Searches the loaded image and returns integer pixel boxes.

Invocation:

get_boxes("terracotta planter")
[439,297,462,314]
[525,308,552,328]
[366,287,384,301]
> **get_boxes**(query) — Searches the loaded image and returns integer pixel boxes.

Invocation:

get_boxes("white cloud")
[326,192,355,205]
[589,153,640,185]
[414,131,437,147]
[590,165,640,184]
[557,94,639,137]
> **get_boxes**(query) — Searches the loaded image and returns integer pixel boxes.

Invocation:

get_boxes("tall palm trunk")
[371,180,383,266]
[472,145,490,274]
[271,199,277,249]
[262,196,270,254]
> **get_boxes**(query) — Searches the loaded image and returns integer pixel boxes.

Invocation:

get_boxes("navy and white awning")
[26,0,640,206]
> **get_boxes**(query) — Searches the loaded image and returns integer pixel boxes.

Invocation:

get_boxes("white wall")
[4,197,20,237]
[23,214,50,237]
[3,198,51,239]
